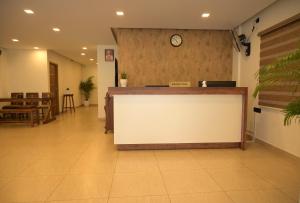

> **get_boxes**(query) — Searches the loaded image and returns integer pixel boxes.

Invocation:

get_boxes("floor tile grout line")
[203,167,227,193]
[153,151,172,203]
[107,147,119,203]
[242,162,279,189]
[276,187,300,202]
[45,196,108,202]
[44,138,91,202]
[223,190,239,203]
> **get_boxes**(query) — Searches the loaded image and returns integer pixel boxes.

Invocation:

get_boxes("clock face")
[170,34,182,47]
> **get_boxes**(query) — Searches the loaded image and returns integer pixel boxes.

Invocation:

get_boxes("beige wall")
[97,45,117,118]
[115,28,233,87]
[0,48,8,97]
[238,0,300,157]
[47,51,83,110]
[82,64,98,105]
[1,49,48,97]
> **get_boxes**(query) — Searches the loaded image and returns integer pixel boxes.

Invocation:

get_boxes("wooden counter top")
[108,87,248,95]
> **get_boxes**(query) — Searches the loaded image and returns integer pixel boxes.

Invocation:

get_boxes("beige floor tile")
[38,149,83,161]
[226,189,295,203]
[161,169,222,195]
[46,198,108,203]
[0,178,11,190]
[0,153,40,178]
[244,157,300,188]
[1,107,300,203]
[48,174,112,201]
[0,175,63,202]
[170,192,234,203]
[155,150,201,171]
[279,187,300,201]
[116,151,160,172]
[19,158,76,177]
[70,159,116,174]
[190,149,245,169]
[207,167,274,191]
[110,171,167,197]
[108,196,170,203]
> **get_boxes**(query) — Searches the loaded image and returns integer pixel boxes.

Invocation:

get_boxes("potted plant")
[253,48,300,125]
[79,76,95,107]
[120,72,128,87]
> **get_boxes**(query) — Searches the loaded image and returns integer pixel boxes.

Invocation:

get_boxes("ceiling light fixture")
[81,53,86,56]
[201,13,210,18]
[52,27,60,32]
[82,47,87,50]
[24,9,34,14]
[11,39,19,42]
[33,47,39,49]
[89,58,94,61]
[116,11,124,16]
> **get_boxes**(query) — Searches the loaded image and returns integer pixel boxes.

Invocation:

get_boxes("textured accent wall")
[114,28,233,87]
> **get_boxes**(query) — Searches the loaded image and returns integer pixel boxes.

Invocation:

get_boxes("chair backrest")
[26,92,39,106]
[11,92,24,105]
[41,92,51,105]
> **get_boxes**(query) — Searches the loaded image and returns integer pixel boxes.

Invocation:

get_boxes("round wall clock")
[170,34,183,47]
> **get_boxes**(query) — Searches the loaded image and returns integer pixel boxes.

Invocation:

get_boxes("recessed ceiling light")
[116,11,124,16]
[11,39,19,42]
[201,13,210,18]
[33,47,39,49]
[81,53,86,56]
[24,9,34,14]
[52,27,60,32]
[89,58,94,61]
[82,47,87,50]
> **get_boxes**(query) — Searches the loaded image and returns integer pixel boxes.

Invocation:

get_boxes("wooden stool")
[62,94,75,113]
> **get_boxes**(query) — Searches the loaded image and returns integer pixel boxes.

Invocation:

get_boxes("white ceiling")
[0,0,277,66]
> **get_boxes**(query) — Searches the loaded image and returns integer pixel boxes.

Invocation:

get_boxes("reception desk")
[108,87,247,150]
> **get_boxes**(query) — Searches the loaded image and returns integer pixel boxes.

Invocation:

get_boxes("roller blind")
[258,14,300,108]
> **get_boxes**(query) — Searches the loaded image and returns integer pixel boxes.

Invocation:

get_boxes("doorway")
[49,62,59,115]
[115,58,118,87]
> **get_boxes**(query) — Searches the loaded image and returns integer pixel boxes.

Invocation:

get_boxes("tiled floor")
[0,107,299,203]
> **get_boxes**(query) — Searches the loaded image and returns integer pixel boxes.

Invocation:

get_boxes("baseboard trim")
[78,104,98,107]
[117,142,242,150]
[255,138,300,160]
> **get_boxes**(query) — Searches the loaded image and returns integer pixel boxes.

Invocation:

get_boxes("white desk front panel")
[114,95,242,144]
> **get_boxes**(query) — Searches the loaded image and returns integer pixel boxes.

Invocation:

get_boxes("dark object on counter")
[198,81,236,87]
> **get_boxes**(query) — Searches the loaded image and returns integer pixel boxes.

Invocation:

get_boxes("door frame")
[49,62,60,115]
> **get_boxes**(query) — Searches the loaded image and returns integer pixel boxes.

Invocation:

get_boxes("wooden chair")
[40,92,51,119]
[25,92,39,106]
[2,92,24,119]
[11,92,24,106]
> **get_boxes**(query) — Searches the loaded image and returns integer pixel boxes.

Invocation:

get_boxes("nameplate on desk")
[169,81,191,87]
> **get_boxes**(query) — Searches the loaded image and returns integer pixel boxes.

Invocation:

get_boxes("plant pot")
[83,100,90,107]
[120,79,128,87]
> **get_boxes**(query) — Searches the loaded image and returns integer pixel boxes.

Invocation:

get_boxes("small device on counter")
[198,81,236,87]
[169,81,191,87]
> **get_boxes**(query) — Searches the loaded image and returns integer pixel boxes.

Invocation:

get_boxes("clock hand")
[173,38,178,44]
